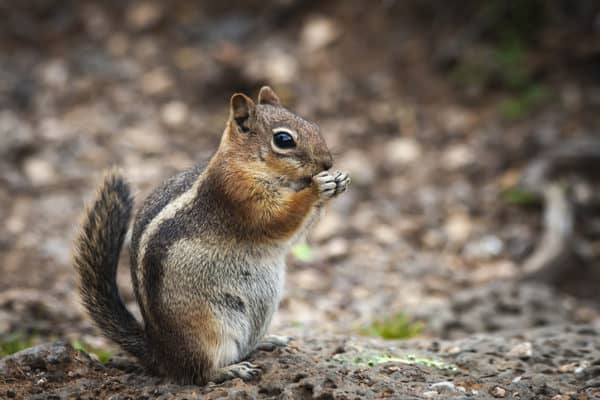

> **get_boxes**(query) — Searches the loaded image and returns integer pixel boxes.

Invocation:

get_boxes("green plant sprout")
[72,340,113,363]
[361,313,424,340]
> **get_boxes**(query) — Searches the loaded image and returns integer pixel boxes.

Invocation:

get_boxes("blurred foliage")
[500,85,552,120]
[449,0,554,119]
[361,313,423,340]
[0,333,33,357]
[291,242,315,263]
[72,340,112,363]
[501,186,541,206]
[481,0,546,45]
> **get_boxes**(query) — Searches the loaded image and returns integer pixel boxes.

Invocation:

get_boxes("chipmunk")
[73,86,350,384]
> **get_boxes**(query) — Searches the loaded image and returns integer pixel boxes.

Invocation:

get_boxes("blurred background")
[1,0,600,353]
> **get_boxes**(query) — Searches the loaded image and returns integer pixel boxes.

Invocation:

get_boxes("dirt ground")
[1,1,600,399]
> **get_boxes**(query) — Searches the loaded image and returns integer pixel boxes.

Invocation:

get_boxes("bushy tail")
[74,170,146,360]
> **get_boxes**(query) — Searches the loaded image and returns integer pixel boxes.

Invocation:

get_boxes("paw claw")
[213,361,261,383]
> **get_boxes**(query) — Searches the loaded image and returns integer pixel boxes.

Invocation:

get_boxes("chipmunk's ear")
[230,93,255,133]
[258,86,281,106]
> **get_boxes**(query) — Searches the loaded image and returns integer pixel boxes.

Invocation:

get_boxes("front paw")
[333,171,350,195]
[313,170,350,200]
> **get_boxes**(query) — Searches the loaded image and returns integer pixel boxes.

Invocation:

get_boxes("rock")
[23,157,58,186]
[0,111,35,159]
[558,362,586,373]
[439,107,476,133]
[39,59,69,89]
[107,33,130,57]
[490,386,507,398]
[126,1,163,31]
[123,124,168,154]
[384,137,422,167]
[464,235,504,260]
[442,144,475,170]
[419,282,580,339]
[321,238,349,260]
[161,101,189,127]
[264,52,298,85]
[0,341,91,377]
[245,45,299,85]
[421,229,446,249]
[444,213,473,245]
[141,68,173,95]
[301,16,340,51]
[506,342,532,360]
[372,224,398,246]
[430,381,457,393]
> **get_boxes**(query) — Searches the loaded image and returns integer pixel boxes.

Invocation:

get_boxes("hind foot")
[255,335,292,351]
[211,361,261,383]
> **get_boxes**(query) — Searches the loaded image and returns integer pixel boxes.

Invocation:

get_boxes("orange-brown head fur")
[220,86,332,186]
[206,86,332,241]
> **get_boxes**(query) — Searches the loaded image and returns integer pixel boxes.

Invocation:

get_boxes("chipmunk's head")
[222,86,333,187]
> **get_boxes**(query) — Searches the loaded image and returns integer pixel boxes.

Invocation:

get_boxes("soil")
[1,1,600,399]
[3,325,600,399]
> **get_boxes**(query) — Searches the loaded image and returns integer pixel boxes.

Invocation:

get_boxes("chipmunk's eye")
[273,131,296,149]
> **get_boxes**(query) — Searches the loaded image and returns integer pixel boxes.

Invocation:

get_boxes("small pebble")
[442,144,475,170]
[507,342,532,359]
[430,381,456,393]
[161,101,188,127]
[301,16,340,51]
[490,386,507,398]
[384,137,421,166]
[127,1,163,30]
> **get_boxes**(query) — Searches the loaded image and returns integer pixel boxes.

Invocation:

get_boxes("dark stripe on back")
[130,163,205,266]
[141,200,205,332]
[129,162,205,325]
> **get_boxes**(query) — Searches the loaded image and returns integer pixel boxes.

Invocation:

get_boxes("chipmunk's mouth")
[293,176,313,191]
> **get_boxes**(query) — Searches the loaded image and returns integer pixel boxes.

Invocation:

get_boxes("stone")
[0,111,35,158]
[141,68,173,95]
[127,1,163,31]
[444,213,473,245]
[430,381,457,393]
[39,59,68,88]
[490,386,507,398]
[161,101,189,127]
[384,137,422,166]
[507,342,532,360]
[442,144,475,170]
[0,341,88,377]
[322,238,349,259]
[301,16,340,51]
[464,235,504,260]
[23,157,57,186]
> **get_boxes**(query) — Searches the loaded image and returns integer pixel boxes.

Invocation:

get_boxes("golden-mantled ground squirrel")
[73,87,350,384]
